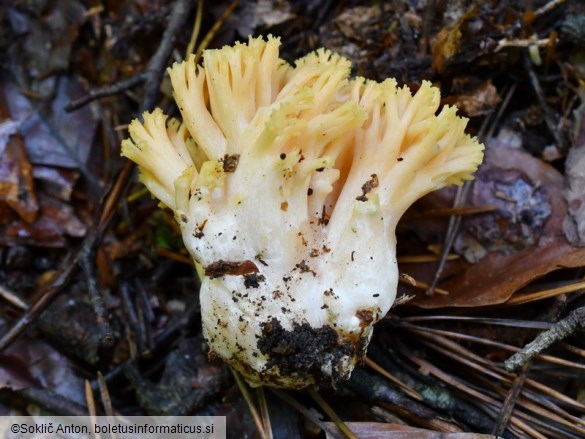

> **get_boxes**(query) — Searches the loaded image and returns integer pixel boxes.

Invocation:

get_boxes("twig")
[492,361,532,436]
[119,281,144,354]
[505,306,585,372]
[79,249,114,347]
[140,0,195,113]
[65,75,145,112]
[524,54,567,150]
[93,299,201,390]
[482,81,517,141]
[0,252,77,352]
[533,0,566,19]
[425,80,517,296]
[67,0,196,113]
[425,183,469,295]
[0,0,195,354]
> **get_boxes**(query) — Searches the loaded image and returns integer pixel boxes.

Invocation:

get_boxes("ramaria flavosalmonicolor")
[122,36,484,388]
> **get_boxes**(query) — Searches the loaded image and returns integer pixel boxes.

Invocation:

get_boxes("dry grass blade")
[403,323,585,371]
[413,324,585,413]
[425,182,470,296]
[506,279,585,305]
[126,187,150,203]
[0,283,28,310]
[231,368,269,439]
[401,322,585,414]
[560,342,585,357]
[194,0,239,64]
[85,379,102,439]
[185,0,204,57]
[397,254,459,263]
[97,371,115,418]
[85,379,97,417]
[404,204,499,220]
[269,389,344,439]
[415,336,508,383]
[518,396,585,433]
[308,388,358,439]
[364,357,423,401]
[256,387,274,439]
[397,319,585,437]
[98,374,118,439]
[402,315,553,329]
[154,247,194,266]
[397,343,546,438]
[398,275,450,295]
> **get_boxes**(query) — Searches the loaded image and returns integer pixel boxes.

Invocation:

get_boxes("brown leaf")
[33,166,79,202]
[431,6,478,73]
[0,133,38,224]
[0,354,39,391]
[406,144,585,308]
[0,193,86,247]
[233,0,296,37]
[0,88,38,224]
[432,25,462,74]
[449,80,502,117]
[0,321,84,403]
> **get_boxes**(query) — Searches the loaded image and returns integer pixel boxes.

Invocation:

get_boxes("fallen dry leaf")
[405,143,585,308]
[0,89,38,224]
[0,320,85,405]
[447,79,502,117]
[0,193,86,247]
[0,132,38,225]
[431,6,478,73]
[4,78,97,169]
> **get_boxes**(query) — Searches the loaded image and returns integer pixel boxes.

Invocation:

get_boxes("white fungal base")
[121,36,483,388]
